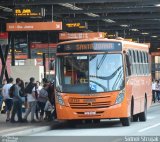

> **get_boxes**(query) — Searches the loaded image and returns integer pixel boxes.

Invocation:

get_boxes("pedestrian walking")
[152,79,157,103]
[156,80,160,102]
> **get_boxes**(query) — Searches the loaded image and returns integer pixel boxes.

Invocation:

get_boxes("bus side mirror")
[56,86,61,92]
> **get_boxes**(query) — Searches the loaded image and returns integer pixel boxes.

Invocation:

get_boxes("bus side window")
[125,54,131,77]
[128,50,133,75]
[136,50,140,75]
[142,52,146,75]
[138,51,142,75]
[146,52,149,75]
[140,51,144,75]
[144,52,148,75]
[133,50,137,75]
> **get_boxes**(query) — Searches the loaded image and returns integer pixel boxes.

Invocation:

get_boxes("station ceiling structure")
[0,0,160,51]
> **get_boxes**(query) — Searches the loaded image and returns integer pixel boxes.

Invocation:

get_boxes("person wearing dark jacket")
[10,78,24,123]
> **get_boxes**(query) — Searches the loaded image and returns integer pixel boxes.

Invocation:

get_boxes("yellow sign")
[64,22,88,30]
[15,8,41,16]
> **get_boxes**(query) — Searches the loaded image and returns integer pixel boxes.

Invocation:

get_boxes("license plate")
[84,111,96,115]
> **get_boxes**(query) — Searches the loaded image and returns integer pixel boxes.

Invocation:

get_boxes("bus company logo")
[83,99,96,105]
[69,98,79,103]
[65,45,71,50]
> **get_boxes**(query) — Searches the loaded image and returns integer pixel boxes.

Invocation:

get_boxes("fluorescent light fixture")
[0,6,12,12]
[120,24,129,27]
[103,19,115,23]
[131,29,139,31]
[141,32,149,35]
[58,3,100,18]
[58,3,82,10]
[155,4,160,7]
[85,13,99,17]
[0,16,8,19]
[151,36,158,38]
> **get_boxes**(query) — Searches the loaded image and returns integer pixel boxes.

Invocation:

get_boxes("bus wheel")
[139,98,147,122]
[93,119,100,124]
[132,114,139,122]
[67,120,76,128]
[120,118,130,126]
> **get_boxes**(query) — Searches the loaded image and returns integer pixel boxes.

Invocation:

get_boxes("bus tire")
[85,119,92,124]
[67,120,76,128]
[120,118,130,126]
[93,119,100,124]
[139,98,147,122]
[132,114,139,122]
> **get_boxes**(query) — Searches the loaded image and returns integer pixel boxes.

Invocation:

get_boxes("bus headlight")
[115,93,124,104]
[56,93,65,106]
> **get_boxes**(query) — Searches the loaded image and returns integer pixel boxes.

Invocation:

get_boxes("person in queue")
[2,78,14,122]
[38,83,49,121]
[35,81,42,120]
[0,79,7,111]
[10,78,24,123]
[156,80,160,102]
[23,77,37,122]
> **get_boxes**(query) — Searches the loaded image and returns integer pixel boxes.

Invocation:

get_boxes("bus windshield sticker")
[77,56,87,60]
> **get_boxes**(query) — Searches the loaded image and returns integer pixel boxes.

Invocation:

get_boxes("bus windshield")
[56,54,124,93]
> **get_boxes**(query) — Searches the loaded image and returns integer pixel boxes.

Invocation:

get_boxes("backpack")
[9,84,15,98]
[25,83,35,94]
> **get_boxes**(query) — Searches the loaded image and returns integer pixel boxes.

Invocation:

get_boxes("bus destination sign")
[57,42,122,53]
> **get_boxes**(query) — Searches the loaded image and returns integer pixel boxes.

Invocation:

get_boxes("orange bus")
[55,38,152,126]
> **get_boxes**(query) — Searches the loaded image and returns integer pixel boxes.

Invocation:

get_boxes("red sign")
[0,32,8,39]
[0,32,8,45]
[6,22,62,31]
[30,43,57,49]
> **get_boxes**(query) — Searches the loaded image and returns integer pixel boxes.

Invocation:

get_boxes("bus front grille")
[69,101,111,109]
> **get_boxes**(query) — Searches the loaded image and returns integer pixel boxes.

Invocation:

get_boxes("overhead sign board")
[30,43,57,49]
[59,32,106,40]
[6,22,62,31]
[14,8,45,17]
[63,22,88,30]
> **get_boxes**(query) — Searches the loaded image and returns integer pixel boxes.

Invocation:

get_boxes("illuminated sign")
[59,32,106,40]
[14,8,45,17]
[63,22,88,30]
[57,42,122,53]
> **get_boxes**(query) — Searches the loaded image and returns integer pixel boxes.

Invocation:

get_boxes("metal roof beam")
[64,13,160,20]
[14,0,160,5]
[53,7,160,14]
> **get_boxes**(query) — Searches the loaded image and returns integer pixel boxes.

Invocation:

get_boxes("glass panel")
[89,54,124,92]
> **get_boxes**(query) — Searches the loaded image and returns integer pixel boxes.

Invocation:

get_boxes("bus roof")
[58,38,149,48]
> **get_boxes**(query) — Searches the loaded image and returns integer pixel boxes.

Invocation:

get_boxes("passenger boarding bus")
[55,39,152,126]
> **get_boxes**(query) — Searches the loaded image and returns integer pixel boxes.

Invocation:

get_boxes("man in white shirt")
[2,78,14,122]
